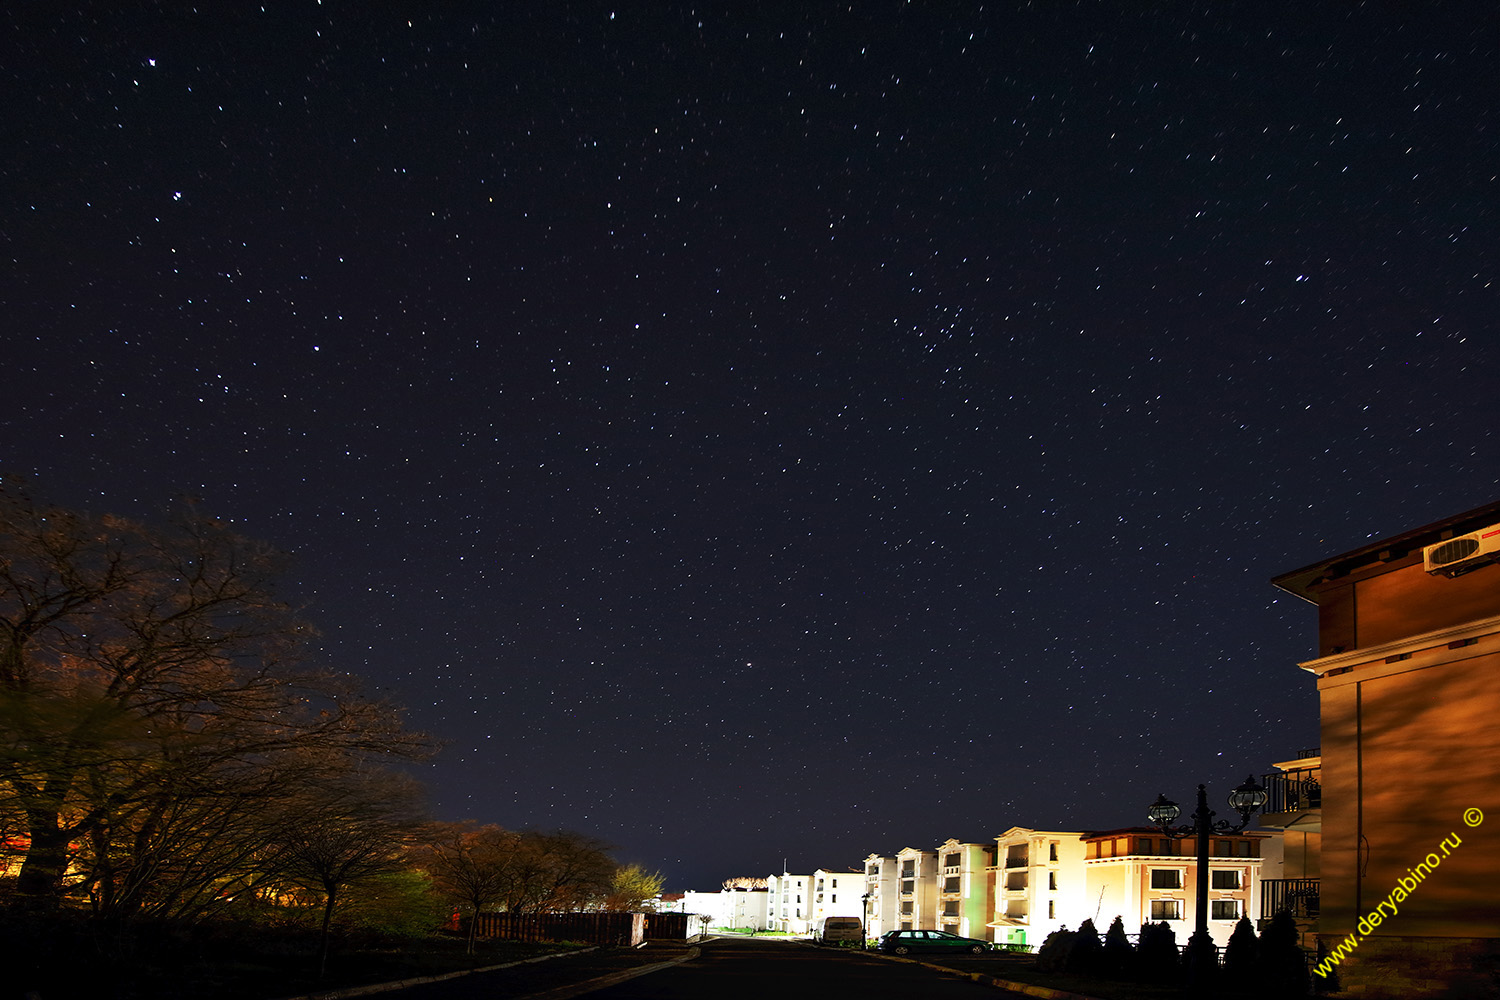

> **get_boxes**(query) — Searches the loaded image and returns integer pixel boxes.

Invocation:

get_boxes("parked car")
[877,929,991,955]
[817,916,864,946]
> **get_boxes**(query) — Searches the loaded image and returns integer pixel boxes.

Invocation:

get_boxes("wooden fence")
[472,911,645,947]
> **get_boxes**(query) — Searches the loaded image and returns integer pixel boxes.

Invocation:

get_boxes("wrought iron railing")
[1262,878,1320,919]
[1261,767,1322,812]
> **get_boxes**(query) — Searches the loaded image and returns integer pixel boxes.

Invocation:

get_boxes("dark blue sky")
[6,3,1497,889]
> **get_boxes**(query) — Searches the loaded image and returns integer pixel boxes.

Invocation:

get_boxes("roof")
[1271,498,1500,604]
[1081,826,1269,840]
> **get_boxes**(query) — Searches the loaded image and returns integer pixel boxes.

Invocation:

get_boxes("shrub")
[1102,915,1134,977]
[1260,910,1310,997]
[1222,915,1259,982]
[1136,921,1179,983]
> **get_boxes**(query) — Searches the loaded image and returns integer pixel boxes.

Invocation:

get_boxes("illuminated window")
[1212,900,1241,920]
[1211,870,1241,890]
[1151,899,1181,920]
[1150,870,1182,889]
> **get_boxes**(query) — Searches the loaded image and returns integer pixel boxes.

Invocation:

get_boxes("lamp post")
[861,892,871,949]
[1147,775,1268,990]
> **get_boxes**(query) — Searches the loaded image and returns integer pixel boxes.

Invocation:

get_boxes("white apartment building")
[934,839,995,940]
[894,846,939,931]
[862,854,899,939]
[766,872,814,934]
[680,888,770,931]
[991,827,1088,950]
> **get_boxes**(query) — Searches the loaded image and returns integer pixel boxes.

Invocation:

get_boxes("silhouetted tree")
[1137,921,1179,983]
[1102,915,1134,977]
[1068,917,1103,973]
[1223,915,1260,982]
[1260,909,1310,996]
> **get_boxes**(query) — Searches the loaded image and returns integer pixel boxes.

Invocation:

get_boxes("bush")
[1035,927,1075,973]
[1137,921,1179,984]
[1102,915,1134,977]
[1260,910,1310,997]
[1222,915,1259,982]
[1068,918,1103,974]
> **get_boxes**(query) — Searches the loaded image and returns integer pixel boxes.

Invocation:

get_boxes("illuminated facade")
[862,854,898,939]
[990,827,1088,949]
[893,846,939,930]
[1272,499,1500,998]
[933,838,995,940]
[766,872,815,933]
[680,887,769,930]
[1081,827,1276,948]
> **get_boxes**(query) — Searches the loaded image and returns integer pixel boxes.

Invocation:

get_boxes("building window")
[901,902,913,915]
[1048,900,1055,918]
[943,902,958,916]
[1151,899,1181,921]
[902,864,914,877]
[868,864,880,875]
[1237,840,1254,857]
[901,880,914,895]
[1138,837,1153,855]
[901,921,912,931]
[832,895,837,903]
[1150,870,1182,890]
[944,876,961,893]
[944,852,960,867]
[1212,900,1241,920]
[1048,872,1057,890]
[1049,842,1058,861]
[1211,870,1241,890]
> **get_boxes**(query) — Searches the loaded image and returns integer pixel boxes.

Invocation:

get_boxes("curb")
[873,953,1107,1000]
[274,945,602,1000]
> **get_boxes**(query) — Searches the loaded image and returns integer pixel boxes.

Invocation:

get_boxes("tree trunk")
[318,885,338,980]
[15,814,71,909]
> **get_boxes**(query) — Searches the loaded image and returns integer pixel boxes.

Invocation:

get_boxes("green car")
[877,929,991,955]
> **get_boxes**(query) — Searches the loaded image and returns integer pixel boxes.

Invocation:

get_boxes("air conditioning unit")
[1423,523,1500,576]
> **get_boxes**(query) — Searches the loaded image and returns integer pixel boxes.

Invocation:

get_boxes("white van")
[818,915,864,946]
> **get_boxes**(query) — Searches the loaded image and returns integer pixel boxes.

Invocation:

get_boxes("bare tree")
[417,822,519,953]
[0,484,427,912]
[499,830,616,914]
[267,768,426,978]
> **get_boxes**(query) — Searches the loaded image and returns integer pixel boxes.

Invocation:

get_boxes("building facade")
[862,854,898,939]
[894,846,939,931]
[1271,500,1500,997]
[934,839,995,940]
[990,827,1088,949]
[1082,827,1277,948]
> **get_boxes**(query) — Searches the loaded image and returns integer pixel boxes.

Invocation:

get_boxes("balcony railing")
[1261,767,1322,813]
[1262,878,1320,920]
[1004,856,1029,868]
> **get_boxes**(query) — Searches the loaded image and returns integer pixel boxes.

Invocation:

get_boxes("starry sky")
[6,3,1498,890]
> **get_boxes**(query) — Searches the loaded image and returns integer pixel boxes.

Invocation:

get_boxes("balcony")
[1004,856,1029,869]
[1259,767,1322,831]
[1262,878,1320,920]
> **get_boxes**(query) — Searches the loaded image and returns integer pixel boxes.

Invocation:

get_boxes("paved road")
[537,937,1043,999]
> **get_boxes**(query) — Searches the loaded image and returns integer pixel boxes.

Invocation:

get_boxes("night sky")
[6,3,1498,890]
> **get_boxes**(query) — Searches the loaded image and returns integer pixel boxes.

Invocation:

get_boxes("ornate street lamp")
[1148,775,1268,988]
[861,892,871,950]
